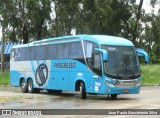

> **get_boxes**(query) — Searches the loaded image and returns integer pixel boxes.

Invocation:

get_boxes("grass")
[0,64,160,85]
[141,64,160,86]
[0,71,10,85]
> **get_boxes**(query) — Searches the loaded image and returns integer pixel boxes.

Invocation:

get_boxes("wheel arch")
[26,77,39,89]
[26,77,32,82]
[75,79,85,91]
[19,77,26,86]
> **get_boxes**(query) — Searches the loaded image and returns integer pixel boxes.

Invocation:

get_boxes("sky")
[136,0,159,14]
[0,0,159,41]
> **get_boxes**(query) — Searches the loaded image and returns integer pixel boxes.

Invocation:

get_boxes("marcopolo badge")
[35,63,48,86]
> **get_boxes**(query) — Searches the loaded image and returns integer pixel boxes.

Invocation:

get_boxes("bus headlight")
[134,78,141,86]
[105,77,115,87]
[105,81,115,87]
[136,80,141,86]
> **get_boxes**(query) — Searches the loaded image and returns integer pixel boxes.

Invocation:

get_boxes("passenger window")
[19,48,26,61]
[11,49,19,61]
[46,44,57,59]
[84,41,102,76]
[57,43,69,59]
[26,47,35,60]
[35,46,45,60]
[69,42,83,59]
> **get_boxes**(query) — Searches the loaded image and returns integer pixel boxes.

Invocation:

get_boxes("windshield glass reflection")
[102,46,140,79]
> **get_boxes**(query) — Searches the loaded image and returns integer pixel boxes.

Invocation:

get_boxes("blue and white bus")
[10,35,149,99]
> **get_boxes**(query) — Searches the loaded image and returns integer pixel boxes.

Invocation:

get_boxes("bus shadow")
[40,91,137,101]
[11,89,138,101]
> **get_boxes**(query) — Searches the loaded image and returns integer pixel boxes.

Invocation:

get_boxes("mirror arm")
[95,48,108,61]
[136,50,149,63]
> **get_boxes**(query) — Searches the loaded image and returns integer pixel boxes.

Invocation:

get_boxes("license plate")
[123,89,129,93]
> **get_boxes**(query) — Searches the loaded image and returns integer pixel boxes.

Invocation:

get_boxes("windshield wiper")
[125,64,136,78]
[124,56,136,78]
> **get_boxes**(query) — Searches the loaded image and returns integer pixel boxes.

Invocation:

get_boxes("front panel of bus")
[83,42,141,95]
[101,45,141,94]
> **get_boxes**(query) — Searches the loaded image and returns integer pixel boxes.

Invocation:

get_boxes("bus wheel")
[47,90,62,94]
[80,82,86,99]
[20,79,28,93]
[27,79,40,93]
[110,94,117,99]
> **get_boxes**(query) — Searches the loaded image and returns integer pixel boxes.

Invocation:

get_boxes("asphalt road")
[0,86,160,117]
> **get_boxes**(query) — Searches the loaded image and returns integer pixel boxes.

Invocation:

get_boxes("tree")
[51,0,81,36]
[0,18,5,72]
[121,0,144,46]
[74,0,134,36]
[27,0,51,40]
[142,0,160,63]
[0,0,160,64]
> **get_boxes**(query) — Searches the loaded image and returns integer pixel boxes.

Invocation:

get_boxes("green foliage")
[0,0,51,43]
[141,64,160,85]
[144,13,160,63]
[0,71,9,85]
[0,0,160,63]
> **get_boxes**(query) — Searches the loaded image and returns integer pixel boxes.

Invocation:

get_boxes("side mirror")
[95,48,108,61]
[136,48,149,63]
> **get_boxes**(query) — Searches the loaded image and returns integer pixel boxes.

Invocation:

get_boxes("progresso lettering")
[54,62,76,68]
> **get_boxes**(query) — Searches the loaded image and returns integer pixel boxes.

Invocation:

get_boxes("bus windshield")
[102,45,140,79]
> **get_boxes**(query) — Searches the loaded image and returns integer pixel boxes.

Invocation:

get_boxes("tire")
[47,90,62,94]
[27,79,40,93]
[110,94,117,99]
[80,82,86,99]
[20,79,28,93]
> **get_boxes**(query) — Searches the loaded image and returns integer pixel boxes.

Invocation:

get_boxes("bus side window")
[94,53,101,69]
[35,46,45,60]
[46,44,57,59]
[57,43,69,59]
[11,49,18,61]
[11,48,23,61]
[84,41,102,76]
[26,47,35,60]
[69,42,83,59]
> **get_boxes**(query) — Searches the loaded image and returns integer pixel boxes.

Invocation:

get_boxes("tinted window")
[45,41,83,60]
[11,49,19,61]
[35,46,45,60]
[26,47,35,60]
[46,44,57,59]
[19,48,26,61]
[12,41,84,61]
[57,43,69,59]
[69,42,83,59]
[84,41,102,76]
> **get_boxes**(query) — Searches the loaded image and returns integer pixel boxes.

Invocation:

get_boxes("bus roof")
[84,35,134,46]
[12,35,134,48]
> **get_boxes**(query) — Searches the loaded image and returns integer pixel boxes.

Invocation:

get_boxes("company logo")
[2,110,11,115]
[35,63,48,86]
